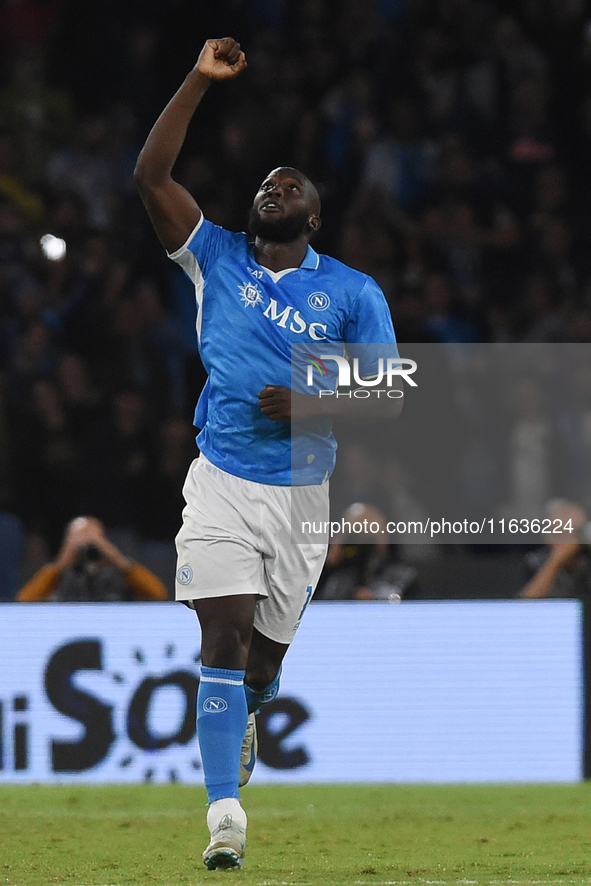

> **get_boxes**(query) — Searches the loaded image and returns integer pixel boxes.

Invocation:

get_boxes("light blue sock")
[197,666,247,803]
[244,665,282,714]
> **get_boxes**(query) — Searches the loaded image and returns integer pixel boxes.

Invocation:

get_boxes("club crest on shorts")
[176,565,193,585]
[239,280,263,308]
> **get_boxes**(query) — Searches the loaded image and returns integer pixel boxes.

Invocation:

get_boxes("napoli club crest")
[308,291,330,311]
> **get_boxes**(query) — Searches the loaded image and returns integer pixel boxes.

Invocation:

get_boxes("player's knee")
[201,626,251,670]
[245,661,279,692]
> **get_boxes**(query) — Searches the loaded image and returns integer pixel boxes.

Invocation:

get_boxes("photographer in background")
[316,503,418,602]
[518,500,591,599]
[17,516,168,602]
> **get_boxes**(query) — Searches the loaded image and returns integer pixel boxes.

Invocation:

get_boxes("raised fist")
[195,37,247,81]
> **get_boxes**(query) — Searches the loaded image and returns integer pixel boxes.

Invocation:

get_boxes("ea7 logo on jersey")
[239,280,263,308]
[247,266,264,280]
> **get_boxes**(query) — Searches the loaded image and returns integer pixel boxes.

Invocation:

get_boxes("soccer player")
[134,37,398,870]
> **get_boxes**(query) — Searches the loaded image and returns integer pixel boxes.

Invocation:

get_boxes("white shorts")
[175,455,329,645]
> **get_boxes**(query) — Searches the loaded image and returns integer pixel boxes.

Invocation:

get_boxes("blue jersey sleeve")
[344,276,398,377]
[167,216,233,280]
[344,276,396,343]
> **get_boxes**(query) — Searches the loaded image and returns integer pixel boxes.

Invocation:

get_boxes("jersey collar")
[301,244,320,270]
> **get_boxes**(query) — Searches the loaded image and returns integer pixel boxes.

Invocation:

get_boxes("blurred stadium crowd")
[1,0,591,600]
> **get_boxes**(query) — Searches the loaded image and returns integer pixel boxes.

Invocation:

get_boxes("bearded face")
[248,205,312,243]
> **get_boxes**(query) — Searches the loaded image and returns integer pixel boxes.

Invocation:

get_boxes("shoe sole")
[203,846,244,870]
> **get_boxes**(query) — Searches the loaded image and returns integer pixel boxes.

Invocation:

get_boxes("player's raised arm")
[134,37,247,253]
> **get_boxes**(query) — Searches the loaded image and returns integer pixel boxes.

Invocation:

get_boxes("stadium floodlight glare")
[40,233,67,261]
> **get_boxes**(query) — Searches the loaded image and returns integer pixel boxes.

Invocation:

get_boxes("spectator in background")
[137,414,195,544]
[0,128,44,222]
[17,515,168,601]
[532,214,579,303]
[120,24,161,140]
[499,375,557,522]
[0,507,24,599]
[10,375,84,550]
[362,95,435,217]
[7,317,56,384]
[0,366,24,599]
[84,387,151,536]
[316,503,418,601]
[111,277,187,416]
[337,206,400,305]
[521,272,569,342]
[421,169,520,311]
[505,75,556,214]
[56,352,103,435]
[0,196,39,298]
[43,187,90,253]
[0,47,73,185]
[131,413,196,588]
[45,113,121,229]
[420,271,479,343]
[321,68,377,188]
[465,14,548,136]
[519,499,591,599]
[0,0,62,71]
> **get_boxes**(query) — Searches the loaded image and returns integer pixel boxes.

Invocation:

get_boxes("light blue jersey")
[169,216,397,485]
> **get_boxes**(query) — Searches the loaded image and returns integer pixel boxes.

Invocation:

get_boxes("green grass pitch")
[1,783,590,885]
